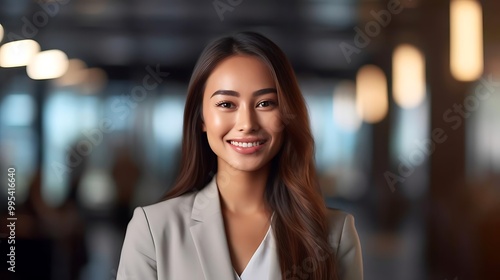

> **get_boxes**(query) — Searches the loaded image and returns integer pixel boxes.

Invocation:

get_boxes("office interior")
[0,0,499,279]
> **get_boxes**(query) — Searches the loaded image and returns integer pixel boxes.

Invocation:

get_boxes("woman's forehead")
[203,55,276,97]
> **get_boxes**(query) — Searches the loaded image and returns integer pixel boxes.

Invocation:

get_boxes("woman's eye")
[215,101,234,108]
[257,100,277,108]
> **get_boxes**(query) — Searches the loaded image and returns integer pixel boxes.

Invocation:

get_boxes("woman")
[117,31,363,280]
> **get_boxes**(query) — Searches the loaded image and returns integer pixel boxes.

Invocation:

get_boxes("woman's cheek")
[266,113,285,133]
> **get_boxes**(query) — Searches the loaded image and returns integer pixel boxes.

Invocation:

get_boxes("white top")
[233,212,276,280]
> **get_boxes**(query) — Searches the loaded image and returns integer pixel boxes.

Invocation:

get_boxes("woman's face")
[202,55,284,173]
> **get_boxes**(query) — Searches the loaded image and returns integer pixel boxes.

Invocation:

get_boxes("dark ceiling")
[0,0,382,79]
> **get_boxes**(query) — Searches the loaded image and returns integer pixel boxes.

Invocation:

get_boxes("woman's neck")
[216,164,270,216]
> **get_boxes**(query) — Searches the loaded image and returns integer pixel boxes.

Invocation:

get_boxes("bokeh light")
[450,0,483,81]
[393,44,426,108]
[356,64,388,123]
[0,39,40,68]
[27,49,69,80]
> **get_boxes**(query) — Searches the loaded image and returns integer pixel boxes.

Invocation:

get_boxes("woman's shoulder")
[144,191,198,211]
[324,208,360,251]
[325,207,364,279]
[325,207,352,222]
[130,191,199,229]
[325,207,355,228]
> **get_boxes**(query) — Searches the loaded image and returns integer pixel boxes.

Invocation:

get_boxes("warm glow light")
[27,50,69,80]
[55,60,107,94]
[356,65,388,123]
[55,59,88,86]
[450,0,483,81]
[393,44,426,108]
[333,80,361,132]
[0,24,4,42]
[0,39,40,68]
[80,68,108,94]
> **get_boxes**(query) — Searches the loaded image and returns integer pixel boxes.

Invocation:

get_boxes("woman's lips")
[227,140,267,154]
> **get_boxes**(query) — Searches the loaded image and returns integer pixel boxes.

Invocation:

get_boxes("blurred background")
[0,0,499,279]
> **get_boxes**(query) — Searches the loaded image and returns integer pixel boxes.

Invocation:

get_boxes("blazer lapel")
[190,175,235,280]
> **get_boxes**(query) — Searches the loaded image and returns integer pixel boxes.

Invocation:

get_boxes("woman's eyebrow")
[210,88,277,98]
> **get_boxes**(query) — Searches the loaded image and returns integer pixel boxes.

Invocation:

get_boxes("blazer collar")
[190,175,235,280]
[191,174,221,222]
[189,174,282,280]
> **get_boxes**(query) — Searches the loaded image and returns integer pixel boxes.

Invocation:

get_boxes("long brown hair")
[163,31,336,280]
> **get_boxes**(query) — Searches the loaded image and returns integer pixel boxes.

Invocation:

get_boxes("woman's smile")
[227,139,267,154]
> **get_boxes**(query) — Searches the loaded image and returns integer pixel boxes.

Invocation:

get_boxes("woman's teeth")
[230,141,264,148]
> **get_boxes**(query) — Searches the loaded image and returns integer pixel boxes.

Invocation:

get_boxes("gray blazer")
[117,175,363,280]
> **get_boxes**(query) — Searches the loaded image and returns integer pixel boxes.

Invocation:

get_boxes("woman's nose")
[236,105,260,132]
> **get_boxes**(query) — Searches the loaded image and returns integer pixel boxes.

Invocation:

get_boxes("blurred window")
[302,78,371,200]
[466,79,500,179]
[389,93,430,198]
[0,76,37,204]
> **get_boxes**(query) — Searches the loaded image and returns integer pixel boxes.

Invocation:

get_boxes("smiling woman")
[116,31,363,280]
